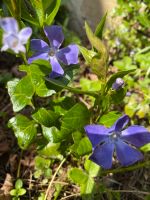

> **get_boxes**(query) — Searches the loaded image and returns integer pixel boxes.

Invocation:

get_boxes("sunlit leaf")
[8,114,37,149]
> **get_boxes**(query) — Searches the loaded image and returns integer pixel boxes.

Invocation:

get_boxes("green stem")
[17,150,23,178]
[20,53,28,65]
[65,86,98,97]
[100,160,150,176]
[45,77,98,97]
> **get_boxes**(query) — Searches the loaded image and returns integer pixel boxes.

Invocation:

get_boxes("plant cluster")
[105,0,150,120]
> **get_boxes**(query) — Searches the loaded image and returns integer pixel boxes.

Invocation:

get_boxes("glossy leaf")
[7,63,53,112]
[8,114,37,149]
[61,103,90,137]
[32,108,59,127]
[7,78,34,112]
[42,126,61,143]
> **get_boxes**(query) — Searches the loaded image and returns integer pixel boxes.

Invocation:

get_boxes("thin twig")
[44,158,66,200]
[60,193,80,200]
[108,189,150,195]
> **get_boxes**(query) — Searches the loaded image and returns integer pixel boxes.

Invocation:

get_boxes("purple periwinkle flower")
[112,77,124,90]
[0,17,32,53]
[28,25,79,78]
[84,115,150,169]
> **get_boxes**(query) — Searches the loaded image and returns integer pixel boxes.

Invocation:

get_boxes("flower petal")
[0,17,18,33]
[14,44,26,53]
[18,27,32,44]
[121,125,150,147]
[56,44,79,65]
[49,57,64,78]
[30,39,49,52]
[90,142,114,169]
[28,52,49,64]
[1,44,9,51]
[84,125,109,148]
[111,115,130,132]
[44,25,64,49]
[115,139,143,166]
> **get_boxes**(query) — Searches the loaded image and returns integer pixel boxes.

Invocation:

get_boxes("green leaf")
[111,88,127,104]
[113,57,136,71]
[81,177,95,200]
[32,108,59,127]
[4,0,21,19]
[95,13,107,39]
[85,22,107,78]
[7,78,34,112]
[99,111,122,127]
[78,45,96,64]
[21,0,39,26]
[68,168,88,185]
[35,156,51,169]
[106,69,135,91]
[8,114,37,149]
[45,0,61,25]
[36,81,55,97]
[17,188,26,196]
[42,126,61,143]
[141,143,150,152]
[137,13,150,28]
[38,142,60,158]
[10,189,17,196]
[76,137,92,156]
[84,159,100,177]
[15,179,23,189]
[30,0,44,27]
[90,54,107,79]
[61,103,90,137]
[85,21,107,54]
[80,78,101,92]
[8,63,53,112]
[45,65,79,92]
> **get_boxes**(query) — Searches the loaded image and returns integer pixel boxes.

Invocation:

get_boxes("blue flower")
[0,17,32,53]
[112,77,124,90]
[28,25,79,78]
[84,115,150,169]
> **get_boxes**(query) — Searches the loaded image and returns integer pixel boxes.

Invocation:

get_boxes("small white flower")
[0,17,32,53]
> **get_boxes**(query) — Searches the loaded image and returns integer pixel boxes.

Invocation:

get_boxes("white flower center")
[48,48,55,57]
[109,131,121,141]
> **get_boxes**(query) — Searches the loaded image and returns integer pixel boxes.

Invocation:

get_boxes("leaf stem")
[65,86,98,97]
[44,158,66,200]
[101,160,150,175]
[17,149,23,178]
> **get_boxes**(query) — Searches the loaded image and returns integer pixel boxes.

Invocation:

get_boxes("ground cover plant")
[0,0,150,199]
